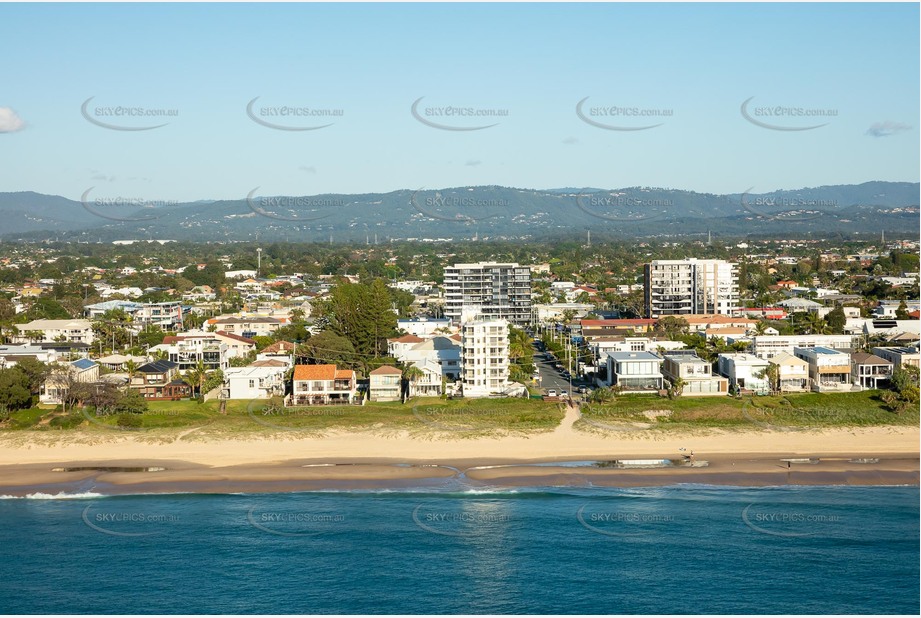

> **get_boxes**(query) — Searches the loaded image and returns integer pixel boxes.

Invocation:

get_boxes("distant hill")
[1,182,917,242]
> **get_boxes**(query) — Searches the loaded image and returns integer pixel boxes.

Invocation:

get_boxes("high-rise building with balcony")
[644,259,738,318]
[461,318,510,397]
[443,262,531,325]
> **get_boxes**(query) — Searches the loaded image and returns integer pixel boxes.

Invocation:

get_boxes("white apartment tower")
[443,262,531,325]
[644,258,739,318]
[461,318,510,397]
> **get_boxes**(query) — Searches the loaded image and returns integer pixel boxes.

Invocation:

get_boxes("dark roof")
[851,352,892,366]
[71,358,98,370]
[137,360,178,373]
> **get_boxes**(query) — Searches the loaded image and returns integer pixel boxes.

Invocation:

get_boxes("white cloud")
[0,107,25,133]
[866,121,912,138]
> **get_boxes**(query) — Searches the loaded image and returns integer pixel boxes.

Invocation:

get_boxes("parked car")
[560,390,569,398]
[547,389,557,397]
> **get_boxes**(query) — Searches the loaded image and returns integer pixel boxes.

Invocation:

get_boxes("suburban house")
[95,353,148,372]
[369,365,403,402]
[603,351,664,393]
[40,359,100,405]
[256,340,296,367]
[871,346,920,369]
[397,317,453,337]
[387,334,426,359]
[221,365,287,400]
[767,352,810,392]
[13,319,95,345]
[748,335,860,359]
[394,336,462,380]
[850,352,893,390]
[152,337,228,372]
[205,315,285,338]
[130,360,190,400]
[683,314,757,334]
[407,359,443,397]
[0,344,62,369]
[288,364,357,406]
[580,319,658,338]
[793,347,853,392]
[153,331,256,371]
[717,353,770,395]
[662,351,728,396]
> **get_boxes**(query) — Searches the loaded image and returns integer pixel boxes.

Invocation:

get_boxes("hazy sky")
[1,2,918,202]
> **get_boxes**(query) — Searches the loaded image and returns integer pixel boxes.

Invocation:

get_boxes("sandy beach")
[0,407,917,495]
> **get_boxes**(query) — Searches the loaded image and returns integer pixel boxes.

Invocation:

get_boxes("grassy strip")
[579,390,916,431]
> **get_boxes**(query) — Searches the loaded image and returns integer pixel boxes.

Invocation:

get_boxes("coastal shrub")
[116,413,143,428]
[49,413,85,430]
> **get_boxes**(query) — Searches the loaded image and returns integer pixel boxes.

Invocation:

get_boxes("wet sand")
[0,454,916,497]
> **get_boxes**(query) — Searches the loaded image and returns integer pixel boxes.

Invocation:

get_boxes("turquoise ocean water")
[0,485,917,614]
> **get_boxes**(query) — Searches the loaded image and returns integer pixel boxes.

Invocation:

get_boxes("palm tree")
[184,359,208,399]
[402,365,425,398]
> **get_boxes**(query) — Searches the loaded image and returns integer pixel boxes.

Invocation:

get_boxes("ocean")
[0,485,917,614]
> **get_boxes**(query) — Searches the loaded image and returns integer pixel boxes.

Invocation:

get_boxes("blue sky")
[1,2,918,202]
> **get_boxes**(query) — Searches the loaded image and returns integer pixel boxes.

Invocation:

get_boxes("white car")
[560,390,569,398]
[547,389,557,397]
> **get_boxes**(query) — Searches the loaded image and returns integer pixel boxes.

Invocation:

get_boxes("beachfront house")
[871,346,920,370]
[130,359,191,400]
[221,365,288,400]
[603,351,664,394]
[407,359,444,397]
[793,347,854,393]
[717,353,770,395]
[40,359,100,405]
[288,364,357,406]
[369,365,403,402]
[850,352,893,390]
[661,351,728,397]
[767,352,810,392]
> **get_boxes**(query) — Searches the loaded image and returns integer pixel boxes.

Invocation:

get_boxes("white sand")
[0,404,916,467]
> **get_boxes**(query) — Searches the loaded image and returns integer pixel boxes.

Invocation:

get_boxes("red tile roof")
[370,365,402,375]
[261,340,296,353]
[216,330,256,344]
[293,364,337,380]
[389,334,425,344]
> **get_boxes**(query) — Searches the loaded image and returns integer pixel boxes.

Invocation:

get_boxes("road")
[531,341,590,398]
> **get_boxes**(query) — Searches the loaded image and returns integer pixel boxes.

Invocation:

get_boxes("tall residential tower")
[443,262,531,325]
[644,258,739,318]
